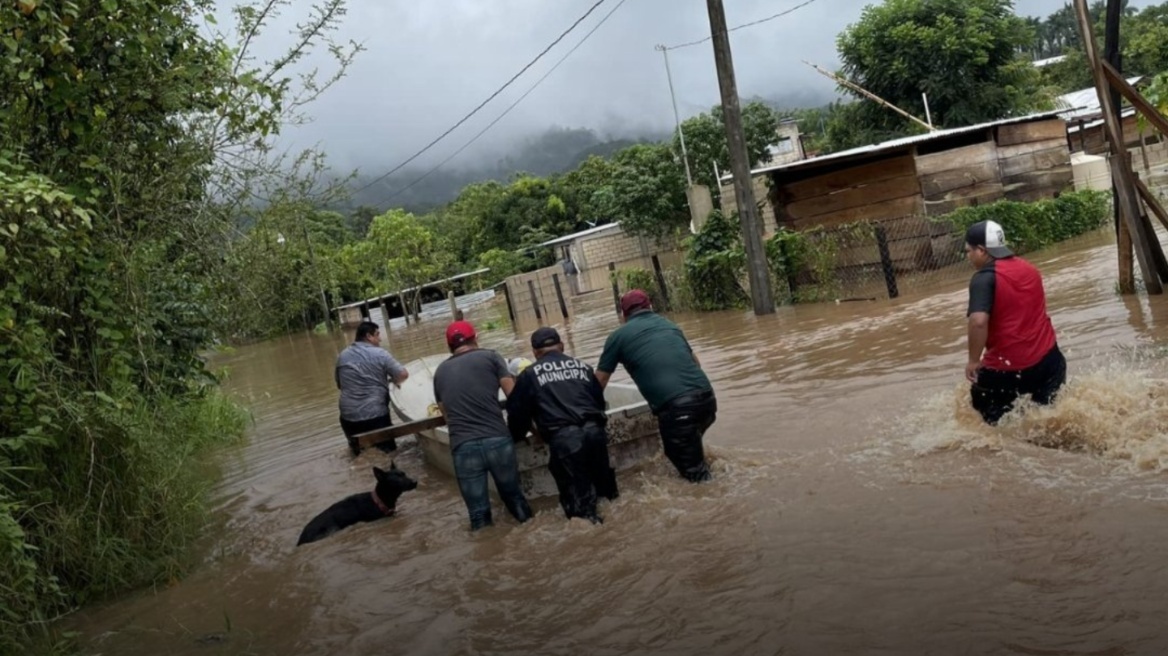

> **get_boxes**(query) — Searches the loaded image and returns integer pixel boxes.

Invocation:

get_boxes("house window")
[775,137,794,154]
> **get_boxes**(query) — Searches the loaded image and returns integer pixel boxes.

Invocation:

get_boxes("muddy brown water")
[70,230,1168,656]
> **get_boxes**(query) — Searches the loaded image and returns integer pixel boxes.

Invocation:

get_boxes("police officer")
[507,327,618,523]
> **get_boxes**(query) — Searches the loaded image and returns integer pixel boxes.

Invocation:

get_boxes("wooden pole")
[1136,177,1168,232]
[1101,0,1136,294]
[874,224,899,299]
[501,282,516,323]
[551,273,569,319]
[651,254,670,309]
[447,290,457,319]
[399,290,410,325]
[1075,0,1162,294]
[527,279,543,322]
[803,60,936,133]
[706,0,775,316]
[608,262,621,319]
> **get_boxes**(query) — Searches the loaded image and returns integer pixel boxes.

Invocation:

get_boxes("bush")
[478,248,531,287]
[766,223,874,302]
[938,189,1111,254]
[683,210,749,311]
[611,267,668,309]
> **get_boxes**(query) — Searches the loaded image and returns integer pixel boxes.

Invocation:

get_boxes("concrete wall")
[504,224,682,323]
[719,174,778,235]
[575,228,678,294]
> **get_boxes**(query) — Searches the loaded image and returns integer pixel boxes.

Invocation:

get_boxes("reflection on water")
[70,229,1168,655]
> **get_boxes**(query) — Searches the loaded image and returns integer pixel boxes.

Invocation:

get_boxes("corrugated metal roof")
[1033,55,1067,68]
[1056,77,1143,120]
[332,268,491,311]
[538,221,621,247]
[724,110,1066,180]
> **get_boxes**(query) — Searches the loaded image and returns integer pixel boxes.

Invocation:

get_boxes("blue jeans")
[452,436,533,530]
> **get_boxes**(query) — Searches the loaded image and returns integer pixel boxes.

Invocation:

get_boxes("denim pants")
[656,390,717,482]
[452,436,533,530]
[546,421,619,520]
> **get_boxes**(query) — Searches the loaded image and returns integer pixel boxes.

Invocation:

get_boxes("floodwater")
[71,229,1168,656]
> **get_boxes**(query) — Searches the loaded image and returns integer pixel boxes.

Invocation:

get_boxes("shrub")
[938,189,1111,254]
[683,211,749,311]
[611,267,668,310]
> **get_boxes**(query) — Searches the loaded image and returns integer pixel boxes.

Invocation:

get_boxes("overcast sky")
[241,0,1143,174]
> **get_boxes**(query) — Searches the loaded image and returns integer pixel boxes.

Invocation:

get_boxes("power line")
[352,0,608,195]
[372,0,630,206]
[664,0,821,51]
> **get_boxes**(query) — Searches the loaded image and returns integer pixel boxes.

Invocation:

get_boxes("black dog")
[296,462,418,546]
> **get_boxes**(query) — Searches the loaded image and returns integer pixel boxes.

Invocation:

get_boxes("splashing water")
[886,360,1168,473]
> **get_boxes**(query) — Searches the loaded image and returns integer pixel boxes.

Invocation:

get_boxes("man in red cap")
[432,320,533,530]
[595,290,716,482]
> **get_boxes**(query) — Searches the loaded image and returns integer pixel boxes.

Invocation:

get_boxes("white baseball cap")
[965,220,1013,258]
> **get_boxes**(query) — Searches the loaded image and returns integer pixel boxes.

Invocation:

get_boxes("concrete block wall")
[577,231,679,294]
[719,175,778,235]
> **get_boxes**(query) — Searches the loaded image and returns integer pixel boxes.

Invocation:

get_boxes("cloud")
[239,0,1149,174]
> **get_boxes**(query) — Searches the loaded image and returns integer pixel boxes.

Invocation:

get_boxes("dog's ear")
[372,466,386,481]
[389,460,399,471]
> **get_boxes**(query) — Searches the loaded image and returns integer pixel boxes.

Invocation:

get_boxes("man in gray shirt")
[433,320,532,530]
[336,321,409,456]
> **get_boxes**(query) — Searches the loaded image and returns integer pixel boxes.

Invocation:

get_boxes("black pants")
[656,389,716,482]
[339,413,396,456]
[971,345,1066,425]
[546,422,619,520]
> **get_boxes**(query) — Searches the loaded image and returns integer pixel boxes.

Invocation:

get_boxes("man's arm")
[595,332,619,390]
[965,269,995,384]
[506,372,535,441]
[384,353,409,387]
[966,312,990,383]
[491,352,516,397]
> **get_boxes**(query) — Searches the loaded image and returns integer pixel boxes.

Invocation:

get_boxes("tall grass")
[1,386,248,653]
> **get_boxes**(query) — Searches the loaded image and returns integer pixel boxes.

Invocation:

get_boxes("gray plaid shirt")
[335,341,407,421]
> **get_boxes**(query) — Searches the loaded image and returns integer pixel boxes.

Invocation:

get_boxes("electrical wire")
[664,0,821,51]
[352,0,609,194]
[372,0,631,205]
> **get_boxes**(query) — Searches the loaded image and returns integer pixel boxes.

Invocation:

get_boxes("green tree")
[0,0,358,650]
[478,247,530,286]
[606,143,689,239]
[348,205,380,238]
[675,102,782,189]
[833,0,1048,149]
[363,209,453,302]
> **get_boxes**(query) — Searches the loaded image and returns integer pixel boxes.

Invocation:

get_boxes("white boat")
[388,353,662,498]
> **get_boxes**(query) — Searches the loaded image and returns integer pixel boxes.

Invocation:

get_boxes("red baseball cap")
[445,320,477,349]
[620,289,652,316]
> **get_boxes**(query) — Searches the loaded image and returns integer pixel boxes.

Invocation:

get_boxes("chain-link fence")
[767,215,977,303]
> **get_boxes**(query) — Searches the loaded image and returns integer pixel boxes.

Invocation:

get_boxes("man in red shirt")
[964,220,1066,424]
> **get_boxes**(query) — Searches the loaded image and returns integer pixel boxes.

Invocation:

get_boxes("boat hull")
[390,354,662,498]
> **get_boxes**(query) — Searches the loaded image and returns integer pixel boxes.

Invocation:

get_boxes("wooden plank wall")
[916,140,1004,217]
[771,152,924,230]
[1072,114,1164,155]
[994,119,1073,202]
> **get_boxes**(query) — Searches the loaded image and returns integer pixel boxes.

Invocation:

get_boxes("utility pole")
[656,44,694,187]
[705,0,775,315]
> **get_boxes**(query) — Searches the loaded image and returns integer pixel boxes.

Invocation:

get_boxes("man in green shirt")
[594,290,716,482]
